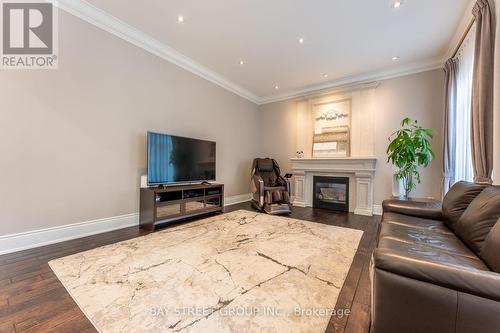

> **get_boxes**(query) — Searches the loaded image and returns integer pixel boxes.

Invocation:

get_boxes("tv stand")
[140,183,224,231]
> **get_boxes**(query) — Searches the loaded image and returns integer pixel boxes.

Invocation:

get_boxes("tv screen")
[147,132,216,185]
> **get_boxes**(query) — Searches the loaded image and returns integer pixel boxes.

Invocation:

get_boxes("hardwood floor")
[0,202,380,333]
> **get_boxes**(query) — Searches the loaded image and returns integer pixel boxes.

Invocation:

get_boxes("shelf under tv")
[139,183,224,231]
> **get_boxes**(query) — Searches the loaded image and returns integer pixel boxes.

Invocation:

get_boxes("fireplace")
[291,158,376,216]
[313,176,349,212]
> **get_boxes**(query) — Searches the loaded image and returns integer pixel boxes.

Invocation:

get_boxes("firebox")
[313,176,349,212]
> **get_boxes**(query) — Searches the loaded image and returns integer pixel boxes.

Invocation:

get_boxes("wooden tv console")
[139,183,224,231]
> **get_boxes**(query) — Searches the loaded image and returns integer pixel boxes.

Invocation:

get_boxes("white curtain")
[453,25,476,184]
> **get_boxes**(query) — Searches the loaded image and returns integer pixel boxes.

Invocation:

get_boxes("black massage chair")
[251,158,292,215]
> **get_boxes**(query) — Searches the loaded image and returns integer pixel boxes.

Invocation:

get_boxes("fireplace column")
[292,171,306,207]
[354,171,374,216]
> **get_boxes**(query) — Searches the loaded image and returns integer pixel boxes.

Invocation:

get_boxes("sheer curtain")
[454,25,476,184]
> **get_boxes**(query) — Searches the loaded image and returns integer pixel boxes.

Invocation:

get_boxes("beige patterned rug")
[49,210,362,333]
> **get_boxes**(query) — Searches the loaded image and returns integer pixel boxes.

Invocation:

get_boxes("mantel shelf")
[290,157,376,161]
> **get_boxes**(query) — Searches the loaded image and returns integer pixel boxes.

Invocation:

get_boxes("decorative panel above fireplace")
[312,99,351,158]
[313,176,349,211]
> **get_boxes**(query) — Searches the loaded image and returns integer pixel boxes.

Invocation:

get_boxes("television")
[147,132,216,186]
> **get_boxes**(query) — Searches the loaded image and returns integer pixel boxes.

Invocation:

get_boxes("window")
[453,25,475,183]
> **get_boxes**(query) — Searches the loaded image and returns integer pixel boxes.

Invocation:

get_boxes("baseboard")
[354,208,374,216]
[224,193,252,206]
[0,213,140,255]
[373,204,383,216]
[0,193,252,256]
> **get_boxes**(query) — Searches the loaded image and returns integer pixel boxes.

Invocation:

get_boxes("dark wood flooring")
[0,202,380,333]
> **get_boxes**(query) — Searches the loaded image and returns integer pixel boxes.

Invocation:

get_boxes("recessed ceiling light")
[274,85,279,90]
[393,1,402,8]
[239,60,245,66]
[177,15,184,23]
[298,37,304,44]
[322,74,328,78]
[392,56,400,61]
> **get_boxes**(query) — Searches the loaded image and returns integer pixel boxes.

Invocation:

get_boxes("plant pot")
[392,173,406,198]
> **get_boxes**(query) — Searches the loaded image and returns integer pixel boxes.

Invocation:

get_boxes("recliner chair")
[251,158,292,215]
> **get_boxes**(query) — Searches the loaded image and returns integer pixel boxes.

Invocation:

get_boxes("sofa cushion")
[378,223,476,258]
[373,247,500,302]
[442,181,488,231]
[382,212,447,231]
[377,237,489,271]
[481,219,500,273]
[382,199,442,220]
[456,186,500,254]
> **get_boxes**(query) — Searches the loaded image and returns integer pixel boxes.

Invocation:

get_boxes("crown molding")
[51,0,447,106]
[444,1,476,59]
[258,57,446,104]
[291,81,381,102]
[52,0,261,104]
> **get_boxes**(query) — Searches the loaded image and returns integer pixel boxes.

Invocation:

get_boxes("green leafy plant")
[387,118,436,198]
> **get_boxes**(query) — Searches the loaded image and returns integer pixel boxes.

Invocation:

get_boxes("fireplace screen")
[313,176,349,212]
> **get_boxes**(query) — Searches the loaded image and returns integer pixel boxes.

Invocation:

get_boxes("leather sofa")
[250,158,292,215]
[371,182,500,333]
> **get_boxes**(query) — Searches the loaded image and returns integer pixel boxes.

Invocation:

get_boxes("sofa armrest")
[382,198,443,220]
[373,248,500,302]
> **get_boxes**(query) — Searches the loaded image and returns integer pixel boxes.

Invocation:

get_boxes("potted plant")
[387,118,436,198]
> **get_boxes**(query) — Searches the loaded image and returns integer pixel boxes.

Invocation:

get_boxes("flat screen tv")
[147,132,216,186]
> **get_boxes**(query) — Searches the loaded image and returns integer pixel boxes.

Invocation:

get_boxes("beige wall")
[258,100,297,173]
[0,12,260,236]
[257,70,445,205]
[373,70,445,202]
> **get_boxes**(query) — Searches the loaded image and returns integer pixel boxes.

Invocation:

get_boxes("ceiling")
[80,0,471,103]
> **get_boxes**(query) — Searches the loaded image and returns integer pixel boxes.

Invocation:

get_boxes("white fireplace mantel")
[290,157,377,216]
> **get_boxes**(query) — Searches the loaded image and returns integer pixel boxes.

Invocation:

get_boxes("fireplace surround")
[290,157,377,216]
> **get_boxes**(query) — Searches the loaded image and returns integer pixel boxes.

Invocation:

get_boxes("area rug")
[49,210,363,333]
